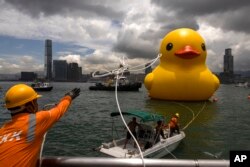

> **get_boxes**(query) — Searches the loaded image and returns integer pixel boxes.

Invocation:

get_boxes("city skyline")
[0,0,250,75]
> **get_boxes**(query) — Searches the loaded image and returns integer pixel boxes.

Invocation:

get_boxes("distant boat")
[31,82,53,91]
[235,82,249,88]
[89,76,142,91]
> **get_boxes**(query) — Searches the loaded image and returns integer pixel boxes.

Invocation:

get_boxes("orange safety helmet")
[4,84,41,109]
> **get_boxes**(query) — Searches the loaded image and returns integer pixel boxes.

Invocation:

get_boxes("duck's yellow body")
[144,28,220,101]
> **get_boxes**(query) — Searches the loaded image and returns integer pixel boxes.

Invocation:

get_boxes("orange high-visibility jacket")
[0,96,72,167]
[169,117,178,128]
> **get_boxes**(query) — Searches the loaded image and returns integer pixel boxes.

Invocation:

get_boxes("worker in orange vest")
[168,113,180,137]
[0,84,80,167]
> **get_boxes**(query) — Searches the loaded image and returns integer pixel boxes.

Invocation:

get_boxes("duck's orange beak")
[175,45,200,59]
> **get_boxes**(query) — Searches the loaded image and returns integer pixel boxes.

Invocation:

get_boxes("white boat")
[98,110,185,158]
[235,82,249,88]
[31,82,53,91]
[89,76,142,91]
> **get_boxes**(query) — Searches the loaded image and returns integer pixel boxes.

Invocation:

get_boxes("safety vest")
[0,96,72,167]
[169,117,178,128]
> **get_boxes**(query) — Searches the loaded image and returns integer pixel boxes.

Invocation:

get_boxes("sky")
[0,0,250,74]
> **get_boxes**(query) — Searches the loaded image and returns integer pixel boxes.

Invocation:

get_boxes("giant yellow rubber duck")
[144,28,220,101]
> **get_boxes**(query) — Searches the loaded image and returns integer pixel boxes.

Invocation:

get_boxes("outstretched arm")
[36,88,81,135]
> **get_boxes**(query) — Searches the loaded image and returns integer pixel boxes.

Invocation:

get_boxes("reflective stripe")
[27,114,36,142]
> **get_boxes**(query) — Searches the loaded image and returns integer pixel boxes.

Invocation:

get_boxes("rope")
[172,102,195,120]
[39,132,47,167]
[129,54,162,72]
[180,102,207,130]
[153,122,178,159]
[164,145,178,159]
[170,101,210,160]
[151,127,178,159]
[92,54,161,78]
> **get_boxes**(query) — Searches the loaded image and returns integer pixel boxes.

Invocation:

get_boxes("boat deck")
[100,139,141,158]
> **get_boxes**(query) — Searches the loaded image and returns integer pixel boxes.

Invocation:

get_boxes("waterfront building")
[67,62,81,82]
[0,74,20,81]
[44,39,53,80]
[53,60,68,81]
[20,72,37,81]
[79,67,82,80]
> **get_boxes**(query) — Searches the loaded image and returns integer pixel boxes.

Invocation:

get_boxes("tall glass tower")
[223,48,234,74]
[44,39,52,80]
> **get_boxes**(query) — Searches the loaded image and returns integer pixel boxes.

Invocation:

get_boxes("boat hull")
[89,83,142,91]
[142,132,185,158]
[32,86,53,91]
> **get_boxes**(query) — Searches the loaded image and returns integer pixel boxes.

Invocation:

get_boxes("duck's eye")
[166,43,173,51]
[201,43,206,51]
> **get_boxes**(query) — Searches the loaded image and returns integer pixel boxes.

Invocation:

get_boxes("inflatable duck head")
[160,28,206,68]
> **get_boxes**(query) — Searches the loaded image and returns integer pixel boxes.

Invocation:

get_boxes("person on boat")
[154,120,166,144]
[168,113,180,137]
[123,117,141,149]
[0,84,80,167]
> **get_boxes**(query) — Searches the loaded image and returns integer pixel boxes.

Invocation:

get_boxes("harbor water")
[0,81,250,160]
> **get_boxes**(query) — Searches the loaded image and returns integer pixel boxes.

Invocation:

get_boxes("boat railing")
[40,157,230,167]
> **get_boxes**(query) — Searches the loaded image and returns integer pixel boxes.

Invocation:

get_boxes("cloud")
[112,1,162,59]
[57,52,122,74]
[113,29,158,59]
[5,0,126,20]
[0,1,118,51]
[0,55,43,74]
[59,54,81,65]
[79,50,153,74]
[152,0,250,34]
[81,50,122,73]
[0,0,250,75]
[232,38,250,71]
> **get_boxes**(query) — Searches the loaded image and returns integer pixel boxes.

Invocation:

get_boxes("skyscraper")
[224,48,234,74]
[45,39,52,80]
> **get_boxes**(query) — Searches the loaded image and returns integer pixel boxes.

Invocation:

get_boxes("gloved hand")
[65,88,81,100]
